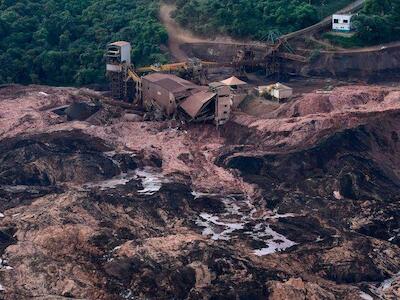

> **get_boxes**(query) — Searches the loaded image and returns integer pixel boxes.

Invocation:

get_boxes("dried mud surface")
[0,84,399,299]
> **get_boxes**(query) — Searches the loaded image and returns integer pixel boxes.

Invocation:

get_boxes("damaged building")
[141,73,233,125]
[106,41,238,126]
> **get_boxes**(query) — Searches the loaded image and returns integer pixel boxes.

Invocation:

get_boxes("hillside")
[172,0,353,39]
[1,0,399,86]
[0,0,168,86]
[325,0,400,47]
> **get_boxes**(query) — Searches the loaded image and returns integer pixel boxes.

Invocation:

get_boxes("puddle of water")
[191,191,218,199]
[375,272,400,296]
[252,224,297,256]
[264,212,297,219]
[196,213,245,241]
[104,150,136,157]
[193,193,297,256]
[135,169,163,195]
[82,173,137,191]
[81,167,165,195]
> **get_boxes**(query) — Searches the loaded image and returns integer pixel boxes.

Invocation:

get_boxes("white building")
[332,14,353,32]
[259,83,293,101]
[106,41,132,72]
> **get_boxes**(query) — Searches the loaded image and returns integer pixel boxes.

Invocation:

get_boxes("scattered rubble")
[0,84,399,299]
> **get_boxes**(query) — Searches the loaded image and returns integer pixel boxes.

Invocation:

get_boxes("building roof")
[332,14,353,17]
[179,91,216,118]
[156,78,186,92]
[220,76,247,86]
[143,73,199,94]
[108,41,131,47]
[268,83,292,91]
[209,82,226,89]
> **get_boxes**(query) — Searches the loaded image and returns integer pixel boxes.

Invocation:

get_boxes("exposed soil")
[0,84,399,299]
[159,3,266,61]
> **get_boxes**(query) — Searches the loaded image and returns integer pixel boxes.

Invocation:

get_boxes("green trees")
[353,0,400,45]
[173,0,345,39]
[0,0,168,86]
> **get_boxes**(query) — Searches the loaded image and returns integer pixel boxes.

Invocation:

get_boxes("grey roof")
[179,91,216,118]
[143,73,199,94]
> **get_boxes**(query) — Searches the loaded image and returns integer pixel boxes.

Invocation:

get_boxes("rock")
[123,113,142,122]
[268,278,336,300]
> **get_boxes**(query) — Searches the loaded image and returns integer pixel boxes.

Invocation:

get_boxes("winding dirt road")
[159,4,204,60]
[160,1,400,63]
[282,0,365,40]
[159,3,265,60]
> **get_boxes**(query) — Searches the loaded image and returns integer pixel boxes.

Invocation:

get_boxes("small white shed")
[259,83,293,101]
[332,14,353,32]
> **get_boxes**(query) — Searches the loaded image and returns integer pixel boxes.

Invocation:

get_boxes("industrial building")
[332,14,353,32]
[141,73,204,116]
[219,76,247,108]
[106,41,237,126]
[141,73,233,124]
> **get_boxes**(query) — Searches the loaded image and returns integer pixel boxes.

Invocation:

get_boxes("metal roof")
[108,41,131,47]
[220,76,247,86]
[156,78,186,92]
[272,83,292,90]
[143,73,199,94]
[209,82,226,88]
[179,91,216,118]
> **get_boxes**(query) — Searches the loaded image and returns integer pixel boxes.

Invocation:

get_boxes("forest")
[323,0,400,47]
[172,0,353,39]
[1,0,399,86]
[0,0,168,86]
[353,0,400,45]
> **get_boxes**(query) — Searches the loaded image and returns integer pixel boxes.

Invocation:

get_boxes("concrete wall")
[272,88,293,99]
[120,44,131,65]
[142,79,176,115]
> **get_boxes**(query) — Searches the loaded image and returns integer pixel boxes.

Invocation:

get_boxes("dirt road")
[159,4,204,60]
[159,3,265,61]
[282,0,365,40]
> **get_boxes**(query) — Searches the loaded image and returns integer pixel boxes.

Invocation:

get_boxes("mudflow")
[0,84,399,299]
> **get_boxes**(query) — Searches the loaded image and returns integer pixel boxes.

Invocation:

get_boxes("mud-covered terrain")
[0,84,399,299]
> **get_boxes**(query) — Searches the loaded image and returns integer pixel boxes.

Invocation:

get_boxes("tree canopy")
[0,0,168,86]
[172,0,352,39]
[353,0,400,44]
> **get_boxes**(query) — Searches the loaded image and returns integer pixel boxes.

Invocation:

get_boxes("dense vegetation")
[0,0,168,86]
[173,0,353,39]
[2,0,398,85]
[354,0,400,44]
[323,0,400,48]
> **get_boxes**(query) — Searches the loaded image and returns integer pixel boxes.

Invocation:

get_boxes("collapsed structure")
[106,41,242,125]
[141,73,231,124]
